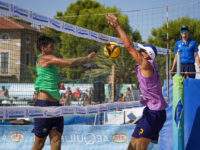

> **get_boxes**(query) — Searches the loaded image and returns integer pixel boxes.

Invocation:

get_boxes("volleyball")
[104,42,120,59]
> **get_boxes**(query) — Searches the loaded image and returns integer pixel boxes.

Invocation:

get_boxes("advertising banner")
[0,125,158,150]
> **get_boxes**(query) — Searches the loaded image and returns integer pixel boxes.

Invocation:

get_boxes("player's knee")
[127,138,137,150]
[137,140,149,150]
[138,144,148,150]
[33,141,45,150]
[50,137,61,150]
[51,136,61,145]
[127,142,136,150]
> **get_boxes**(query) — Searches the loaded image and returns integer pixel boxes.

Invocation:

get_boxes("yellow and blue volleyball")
[104,42,120,59]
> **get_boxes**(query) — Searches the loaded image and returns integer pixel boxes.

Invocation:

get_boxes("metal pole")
[177,50,181,76]
[112,65,115,103]
[124,111,126,124]
[166,52,170,102]
[169,50,172,80]
[166,6,170,102]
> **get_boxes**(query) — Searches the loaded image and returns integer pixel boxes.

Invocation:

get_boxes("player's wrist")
[115,25,120,30]
[86,56,90,61]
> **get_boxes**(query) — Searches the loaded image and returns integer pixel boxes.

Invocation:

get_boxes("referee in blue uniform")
[170,25,200,78]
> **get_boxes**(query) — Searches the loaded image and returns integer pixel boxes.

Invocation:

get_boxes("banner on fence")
[0,125,158,150]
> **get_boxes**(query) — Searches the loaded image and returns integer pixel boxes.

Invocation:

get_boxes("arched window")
[1,33,10,41]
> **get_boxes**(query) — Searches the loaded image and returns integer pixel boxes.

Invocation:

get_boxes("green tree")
[147,17,200,83]
[44,0,142,83]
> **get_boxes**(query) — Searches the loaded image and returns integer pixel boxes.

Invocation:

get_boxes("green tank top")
[34,54,61,100]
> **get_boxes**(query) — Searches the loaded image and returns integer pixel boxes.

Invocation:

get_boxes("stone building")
[0,17,40,82]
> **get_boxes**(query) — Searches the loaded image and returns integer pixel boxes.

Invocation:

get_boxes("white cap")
[138,43,157,60]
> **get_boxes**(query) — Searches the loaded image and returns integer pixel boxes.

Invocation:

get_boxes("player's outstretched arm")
[106,14,149,68]
[45,52,97,67]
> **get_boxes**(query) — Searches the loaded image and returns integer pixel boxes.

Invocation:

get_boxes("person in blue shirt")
[170,26,200,78]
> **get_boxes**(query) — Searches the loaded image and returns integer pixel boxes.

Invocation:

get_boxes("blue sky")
[3,0,193,17]
[3,0,198,41]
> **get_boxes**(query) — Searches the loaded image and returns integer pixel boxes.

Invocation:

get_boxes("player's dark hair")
[36,35,55,52]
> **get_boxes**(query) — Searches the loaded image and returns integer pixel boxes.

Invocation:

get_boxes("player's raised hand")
[106,14,120,29]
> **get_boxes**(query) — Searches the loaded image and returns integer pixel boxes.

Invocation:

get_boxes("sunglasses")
[181,30,188,33]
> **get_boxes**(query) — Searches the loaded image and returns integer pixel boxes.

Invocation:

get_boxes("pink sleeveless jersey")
[135,60,168,110]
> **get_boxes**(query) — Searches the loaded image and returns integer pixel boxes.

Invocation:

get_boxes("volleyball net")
[0,0,200,121]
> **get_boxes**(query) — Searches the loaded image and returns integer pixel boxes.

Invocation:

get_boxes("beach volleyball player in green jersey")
[31,35,97,150]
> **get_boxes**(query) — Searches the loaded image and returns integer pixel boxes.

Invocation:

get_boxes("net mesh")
[0,1,200,150]
[0,0,199,123]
